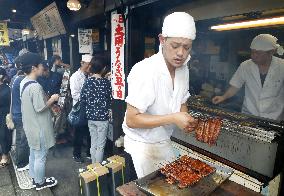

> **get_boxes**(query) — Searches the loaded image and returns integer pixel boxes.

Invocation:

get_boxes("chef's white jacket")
[122,51,190,177]
[70,69,86,106]
[230,56,284,121]
[122,51,190,143]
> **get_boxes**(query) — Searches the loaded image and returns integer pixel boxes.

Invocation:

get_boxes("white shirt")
[70,68,86,105]
[230,56,284,121]
[122,51,190,143]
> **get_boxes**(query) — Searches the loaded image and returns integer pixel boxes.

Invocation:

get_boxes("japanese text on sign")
[111,14,125,100]
[78,28,93,54]
[0,22,9,46]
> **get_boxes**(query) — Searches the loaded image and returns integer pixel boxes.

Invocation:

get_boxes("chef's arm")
[223,85,239,99]
[126,104,175,129]
[212,85,239,104]
[126,104,194,129]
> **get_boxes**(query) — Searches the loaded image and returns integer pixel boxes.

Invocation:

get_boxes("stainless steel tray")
[135,161,233,196]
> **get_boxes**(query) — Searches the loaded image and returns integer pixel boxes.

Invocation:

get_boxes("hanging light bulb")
[22,29,30,36]
[67,0,81,11]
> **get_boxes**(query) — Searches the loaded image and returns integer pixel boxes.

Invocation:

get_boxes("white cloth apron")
[124,135,176,178]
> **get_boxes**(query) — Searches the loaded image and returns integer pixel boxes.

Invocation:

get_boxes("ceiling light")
[211,16,284,31]
[67,0,81,11]
[22,29,30,35]
[12,9,16,13]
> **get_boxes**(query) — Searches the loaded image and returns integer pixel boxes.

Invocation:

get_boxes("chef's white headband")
[162,12,196,40]
[250,34,284,56]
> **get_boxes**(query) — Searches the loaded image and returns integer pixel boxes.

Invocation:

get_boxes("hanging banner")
[31,2,66,39]
[0,22,10,46]
[78,28,93,54]
[111,14,125,100]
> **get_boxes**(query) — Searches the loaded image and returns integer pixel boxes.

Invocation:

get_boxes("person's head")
[41,60,50,77]
[250,34,284,65]
[0,67,8,84]
[89,55,107,75]
[18,48,29,57]
[50,55,62,66]
[20,52,43,78]
[159,12,196,68]
[80,54,93,74]
[15,48,29,69]
[14,55,22,69]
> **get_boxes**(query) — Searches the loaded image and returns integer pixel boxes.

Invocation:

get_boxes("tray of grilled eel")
[135,155,233,196]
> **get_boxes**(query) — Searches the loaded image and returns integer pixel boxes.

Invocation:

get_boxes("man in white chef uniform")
[212,34,284,121]
[123,12,196,178]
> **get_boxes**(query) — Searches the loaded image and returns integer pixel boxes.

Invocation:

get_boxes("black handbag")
[67,100,87,126]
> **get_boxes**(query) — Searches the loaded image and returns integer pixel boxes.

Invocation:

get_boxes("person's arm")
[212,85,240,104]
[32,85,59,112]
[107,81,112,109]
[80,81,87,103]
[0,85,10,108]
[126,104,195,130]
[45,94,59,109]
[70,74,81,103]
[212,63,246,104]
[60,63,70,69]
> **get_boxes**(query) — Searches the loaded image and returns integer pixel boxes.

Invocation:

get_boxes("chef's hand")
[212,96,225,104]
[173,112,196,131]
[186,118,198,132]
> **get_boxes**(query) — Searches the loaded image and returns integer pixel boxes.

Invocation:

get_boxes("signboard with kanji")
[111,14,125,100]
[0,22,9,46]
[31,2,66,39]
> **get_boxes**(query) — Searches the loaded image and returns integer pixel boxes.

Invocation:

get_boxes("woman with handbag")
[80,55,112,163]
[0,67,12,168]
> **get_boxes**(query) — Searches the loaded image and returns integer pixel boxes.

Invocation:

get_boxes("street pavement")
[0,142,90,196]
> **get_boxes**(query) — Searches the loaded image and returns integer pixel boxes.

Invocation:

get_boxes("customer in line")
[20,53,59,190]
[38,60,63,97]
[0,67,11,168]
[81,55,112,163]
[10,54,30,171]
[70,54,92,163]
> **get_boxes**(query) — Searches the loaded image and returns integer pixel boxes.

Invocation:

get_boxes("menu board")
[31,2,66,39]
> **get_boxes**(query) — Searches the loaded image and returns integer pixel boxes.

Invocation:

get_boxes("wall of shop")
[171,0,284,20]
